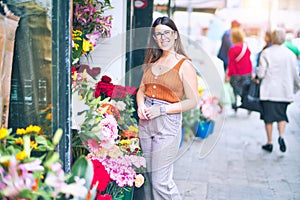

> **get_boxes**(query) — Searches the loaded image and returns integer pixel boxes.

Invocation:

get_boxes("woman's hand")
[144,105,162,120]
[138,104,149,120]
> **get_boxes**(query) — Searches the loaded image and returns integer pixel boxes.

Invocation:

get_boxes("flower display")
[199,95,223,122]
[72,0,113,65]
[0,126,95,199]
[72,71,145,199]
[94,75,137,99]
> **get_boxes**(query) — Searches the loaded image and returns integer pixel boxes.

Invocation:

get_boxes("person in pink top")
[225,27,253,112]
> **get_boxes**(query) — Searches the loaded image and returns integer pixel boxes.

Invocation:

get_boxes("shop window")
[0,1,52,134]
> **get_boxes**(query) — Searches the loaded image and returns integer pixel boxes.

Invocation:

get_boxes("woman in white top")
[257,28,300,153]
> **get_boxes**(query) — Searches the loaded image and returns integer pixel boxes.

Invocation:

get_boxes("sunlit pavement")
[174,92,300,200]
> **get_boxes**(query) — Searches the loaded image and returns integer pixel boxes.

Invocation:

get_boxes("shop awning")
[154,0,226,14]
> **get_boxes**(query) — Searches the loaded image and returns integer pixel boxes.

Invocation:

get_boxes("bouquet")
[72,72,145,199]
[0,126,95,199]
[199,95,222,122]
[72,0,113,65]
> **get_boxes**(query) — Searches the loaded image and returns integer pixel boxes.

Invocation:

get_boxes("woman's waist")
[144,96,176,105]
[144,92,181,103]
[230,72,252,77]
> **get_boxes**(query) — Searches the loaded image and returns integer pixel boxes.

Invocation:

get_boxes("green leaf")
[52,128,63,146]
[89,98,100,105]
[80,131,99,141]
[0,155,11,163]
[23,135,31,158]
[70,156,94,189]
[43,152,60,168]
[35,136,55,151]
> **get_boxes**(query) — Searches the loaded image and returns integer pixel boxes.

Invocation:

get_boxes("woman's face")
[153,24,177,52]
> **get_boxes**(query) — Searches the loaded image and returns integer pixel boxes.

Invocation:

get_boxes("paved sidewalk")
[174,92,300,200]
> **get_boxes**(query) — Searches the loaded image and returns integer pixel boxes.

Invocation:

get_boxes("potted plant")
[196,95,222,139]
[182,109,200,145]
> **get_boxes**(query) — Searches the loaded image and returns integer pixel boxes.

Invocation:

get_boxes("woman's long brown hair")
[143,16,188,66]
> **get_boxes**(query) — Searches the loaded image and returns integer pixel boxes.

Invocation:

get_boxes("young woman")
[136,16,198,200]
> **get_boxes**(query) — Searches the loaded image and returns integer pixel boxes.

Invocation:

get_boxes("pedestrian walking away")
[217,19,241,71]
[225,27,253,113]
[256,28,300,153]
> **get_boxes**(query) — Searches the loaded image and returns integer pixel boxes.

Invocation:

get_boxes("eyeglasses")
[153,30,174,39]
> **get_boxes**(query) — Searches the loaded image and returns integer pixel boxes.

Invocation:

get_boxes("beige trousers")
[138,97,182,200]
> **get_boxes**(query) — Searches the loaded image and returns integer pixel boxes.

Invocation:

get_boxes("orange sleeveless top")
[143,58,187,103]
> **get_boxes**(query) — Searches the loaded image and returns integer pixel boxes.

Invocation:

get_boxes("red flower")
[111,85,127,98]
[101,75,112,83]
[96,194,112,200]
[94,75,137,98]
[90,159,111,192]
[120,130,137,139]
[125,86,137,95]
[94,81,114,98]
[111,85,136,99]
[71,66,77,75]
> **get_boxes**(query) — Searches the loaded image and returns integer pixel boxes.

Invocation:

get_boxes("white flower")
[61,176,88,198]
[110,99,117,106]
[134,174,144,188]
[116,101,126,111]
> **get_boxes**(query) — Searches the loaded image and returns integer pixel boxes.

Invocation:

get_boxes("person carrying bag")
[240,76,262,113]
[225,27,253,113]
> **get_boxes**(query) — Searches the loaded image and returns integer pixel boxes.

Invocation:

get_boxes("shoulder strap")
[235,43,247,62]
[174,58,187,71]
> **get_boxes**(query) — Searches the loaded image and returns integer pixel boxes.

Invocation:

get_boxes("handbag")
[239,78,262,113]
[220,82,235,105]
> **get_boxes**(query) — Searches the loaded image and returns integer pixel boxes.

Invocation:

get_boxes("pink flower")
[200,96,222,121]
[0,157,32,197]
[128,155,146,168]
[94,156,139,188]
[201,104,214,119]
[86,31,101,46]
[94,115,118,149]
[19,159,44,172]
[86,139,100,153]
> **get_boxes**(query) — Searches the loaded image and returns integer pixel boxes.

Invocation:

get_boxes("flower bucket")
[195,121,215,139]
[123,187,134,200]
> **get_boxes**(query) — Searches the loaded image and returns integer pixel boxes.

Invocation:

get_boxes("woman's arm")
[165,60,198,114]
[256,51,268,79]
[136,75,148,120]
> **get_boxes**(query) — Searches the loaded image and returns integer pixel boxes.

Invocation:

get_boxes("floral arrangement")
[72,0,113,65]
[72,70,145,199]
[0,126,96,199]
[94,75,138,131]
[199,95,223,122]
